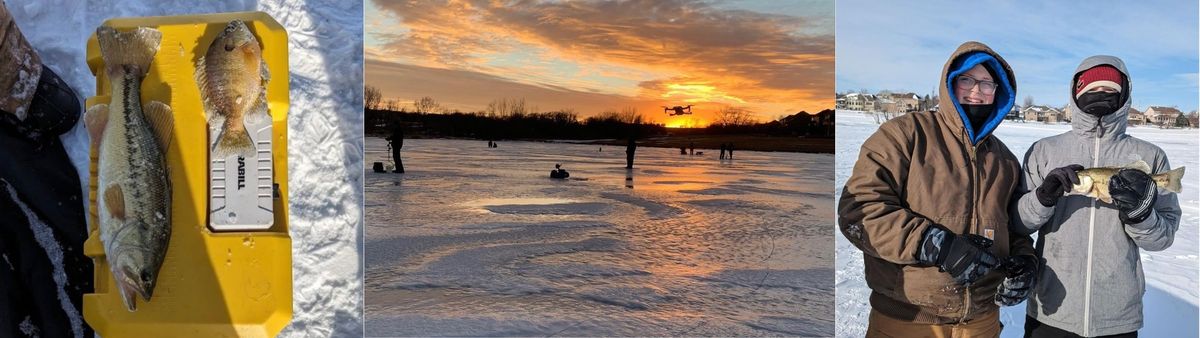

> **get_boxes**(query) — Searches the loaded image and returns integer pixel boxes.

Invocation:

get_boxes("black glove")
[1036,165,1085,207]
[995,255,1038,306]
[1110,168,1157,224]
[918,225,999,285]
[0,66,80,143]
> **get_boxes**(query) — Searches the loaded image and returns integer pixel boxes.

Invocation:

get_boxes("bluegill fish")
[1072,160,1184,203]
[196,20,268,159]
[84,25,174,312]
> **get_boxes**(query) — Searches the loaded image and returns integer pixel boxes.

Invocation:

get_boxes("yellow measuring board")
[83,12,291,337]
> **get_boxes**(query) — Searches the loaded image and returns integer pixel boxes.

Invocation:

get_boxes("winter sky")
[365,0,834,127]
[836,0,1199,112]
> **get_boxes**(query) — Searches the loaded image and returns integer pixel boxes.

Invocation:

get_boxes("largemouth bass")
[1072,160,1184,203]
[196,20,269,159]
[84,25,174,312]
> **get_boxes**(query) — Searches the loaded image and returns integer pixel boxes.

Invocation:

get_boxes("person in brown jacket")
[838,41,1038,337]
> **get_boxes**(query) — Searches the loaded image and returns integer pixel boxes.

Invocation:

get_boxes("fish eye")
[140,269,152,283]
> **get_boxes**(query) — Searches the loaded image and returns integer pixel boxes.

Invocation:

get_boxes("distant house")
[1022,105,1064,123]
[877,97,896,114]
[1144,106,1184,127]
[1005,105,1022,121]
[1189,111,1199,128]
[1127,107,1145,125]
[835,95,847,110]
[887,93,920,114]
[843,93,877,112]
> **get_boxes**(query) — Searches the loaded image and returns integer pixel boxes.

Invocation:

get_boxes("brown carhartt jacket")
[838,41,1036,324]
[0,3,42,120]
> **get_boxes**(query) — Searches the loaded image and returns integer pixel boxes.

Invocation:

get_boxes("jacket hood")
[937,41,1017,145]
[1068,55,1131,138]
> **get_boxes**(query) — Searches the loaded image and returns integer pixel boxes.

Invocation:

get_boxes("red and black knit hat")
[1075,65,1123,98]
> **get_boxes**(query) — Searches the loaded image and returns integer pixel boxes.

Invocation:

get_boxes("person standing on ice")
[386,120,404,173]
[1011,56,1180,338]
[625,136,636,169]
[0,3,93,337]
[838,41,1037,337]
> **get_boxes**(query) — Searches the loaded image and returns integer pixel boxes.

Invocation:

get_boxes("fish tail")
[212,120,255,159]
[1157,166,1185,193]
[96,26,162,77]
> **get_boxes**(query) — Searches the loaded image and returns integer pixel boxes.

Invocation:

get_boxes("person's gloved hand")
[1109,168,1157,224]
[917,225,999,285]
[1036,165,1085,207]
[995,255,1038,306]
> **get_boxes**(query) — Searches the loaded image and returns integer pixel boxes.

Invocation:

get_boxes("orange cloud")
[366,0,833,120]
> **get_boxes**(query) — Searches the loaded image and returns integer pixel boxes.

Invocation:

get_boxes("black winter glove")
[917,225,999,285]
[995,255,1038,306]
[1110,168,1157,224]
[1036,165,1085,207]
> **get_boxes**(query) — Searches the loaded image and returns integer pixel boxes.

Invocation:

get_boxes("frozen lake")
[835,110,1199,337]
[364,138,834,337]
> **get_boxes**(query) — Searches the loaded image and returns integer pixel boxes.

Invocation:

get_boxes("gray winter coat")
[1011,55,1182,336]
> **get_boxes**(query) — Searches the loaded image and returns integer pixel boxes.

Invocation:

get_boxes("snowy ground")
[364,138,834,337]
[835,110,1199,337]
[9,1,363,336]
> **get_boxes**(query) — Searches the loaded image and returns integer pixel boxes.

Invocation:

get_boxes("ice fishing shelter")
[83,12,292,337]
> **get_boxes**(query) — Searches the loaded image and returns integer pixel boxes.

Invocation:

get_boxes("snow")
[364,138,834,337]
[835,110,1199,337]
[3,180,85,338]
[8,1,363,336]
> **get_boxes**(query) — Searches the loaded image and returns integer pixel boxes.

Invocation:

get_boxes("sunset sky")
[365,0,834,127]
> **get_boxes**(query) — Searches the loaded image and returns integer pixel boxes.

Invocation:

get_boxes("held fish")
[1072,160,1184,203]
[84,25,174,312]
[196,20,269,159]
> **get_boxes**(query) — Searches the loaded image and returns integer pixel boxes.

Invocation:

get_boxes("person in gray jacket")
[1011,55,1181,337]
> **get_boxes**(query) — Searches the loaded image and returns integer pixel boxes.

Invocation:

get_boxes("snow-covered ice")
[9,1,363,336]
[835,110,1199,337]
[364,138,834,337]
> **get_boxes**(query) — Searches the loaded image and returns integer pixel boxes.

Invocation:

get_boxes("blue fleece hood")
[945,51,1015,144]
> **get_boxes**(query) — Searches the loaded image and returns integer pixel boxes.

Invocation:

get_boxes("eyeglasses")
[956,75,997,95]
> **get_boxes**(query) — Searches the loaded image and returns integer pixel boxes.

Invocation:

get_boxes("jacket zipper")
[960,134,981,323]
[1083,136,1100,335]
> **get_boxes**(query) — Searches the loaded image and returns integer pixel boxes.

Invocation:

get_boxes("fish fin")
[143,101,174,151]
[260,58,270,83]
[104,185,126,221]
[1160,166,1185,193]
[84,104,109,148]
[96,26,161,77]
[194,54,213,117]
[1126,160,1152,173]
[212,121,255,159]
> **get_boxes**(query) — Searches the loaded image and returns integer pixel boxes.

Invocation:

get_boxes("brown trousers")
[866,309,1002,338]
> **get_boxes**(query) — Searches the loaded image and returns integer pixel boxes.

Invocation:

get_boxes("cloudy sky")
[836,0,1199,112]
[366,0,834,127]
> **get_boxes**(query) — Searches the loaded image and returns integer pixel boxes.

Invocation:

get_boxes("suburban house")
[1022,105,1064,123]
[887,93,920,113]
[1126,107,1145,125]
[1144,106,1184,127]
[843,93,877,112]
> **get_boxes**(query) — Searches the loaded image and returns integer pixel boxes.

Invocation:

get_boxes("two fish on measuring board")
[82,20,268,312]
[1071,160,1185,203]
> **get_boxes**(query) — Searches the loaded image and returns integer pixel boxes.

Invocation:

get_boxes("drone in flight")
[663,105,694,116]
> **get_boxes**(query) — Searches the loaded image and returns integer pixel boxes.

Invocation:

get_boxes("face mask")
[961,103,994,132]
[1076,91,1122,117]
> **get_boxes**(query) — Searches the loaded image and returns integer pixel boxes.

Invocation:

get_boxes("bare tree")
[364,85,382,110]
[1023,95,1034,109]
[485,98,530,117]
[714,106,757,126]
[413,96,440,113]
[384,99,401,112]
